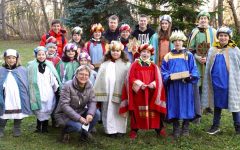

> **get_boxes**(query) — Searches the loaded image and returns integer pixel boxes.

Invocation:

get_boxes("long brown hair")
[103,50,129,63]
[157,21,172,40]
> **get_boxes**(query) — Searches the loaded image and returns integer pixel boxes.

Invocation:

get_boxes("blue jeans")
[64,109,100,133]
[213,107,240,127]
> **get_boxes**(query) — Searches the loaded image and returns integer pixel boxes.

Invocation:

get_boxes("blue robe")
[161,49,199,120]
[211,54,229,108]
[0,66,32,116]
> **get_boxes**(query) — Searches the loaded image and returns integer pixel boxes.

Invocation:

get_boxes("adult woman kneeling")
[54,65,99,142]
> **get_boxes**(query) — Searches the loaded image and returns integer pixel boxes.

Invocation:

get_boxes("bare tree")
[1,0,8,40]
[39,0,50,32]
[218,0,223,26]
[227,0,240,34]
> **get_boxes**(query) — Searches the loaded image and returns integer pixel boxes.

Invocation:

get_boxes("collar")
[213,40,236,49]
[138,57,151,66]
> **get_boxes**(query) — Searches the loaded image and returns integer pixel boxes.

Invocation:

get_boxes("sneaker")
[207,126,220,135]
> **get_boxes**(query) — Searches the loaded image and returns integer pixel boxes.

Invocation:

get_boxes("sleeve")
[201,48,214,109]
[161,57,171,85]
[60,83,81,121]
[87,88,97,116]
[39,34,47,46]
[149,33,158,63]
[188,53,200,83]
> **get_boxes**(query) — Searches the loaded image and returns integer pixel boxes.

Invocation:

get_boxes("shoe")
[0,128,4,138]
[61,133,70,143]
[116,133,125,137]
[13,128,21,137]
[90,127,97,133]
[173,120,180,139]
[80,131,93,142]
[129,130,137,140]
[181,120,190,136]
[207,125,220,135]
[156,128,167,137]
[42,120,49,133]
[235,126,240,134]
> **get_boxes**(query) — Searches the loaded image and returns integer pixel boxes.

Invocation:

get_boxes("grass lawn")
[0,40,240,150]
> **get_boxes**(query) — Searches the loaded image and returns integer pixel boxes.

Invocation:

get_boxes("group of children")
[1,11,240,143]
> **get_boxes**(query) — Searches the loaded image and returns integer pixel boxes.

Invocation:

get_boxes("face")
[5,56,17,66]
[173,40,183,50]
[139,17,148,29]
[140,49,151,61]
[47,46,57,55]
[218,33,230,46]
[120,30,130,39]
[79,58,88,65]
[37,50,46,62]
[66,50,76,59]
[93,31,102,39]
[111,49,121,60]
[51,23,61,34]
[72,33,81,43]
[108,19,118,31]
[76,69,90,85]
[161,20,170,31]
[198,16,209,27]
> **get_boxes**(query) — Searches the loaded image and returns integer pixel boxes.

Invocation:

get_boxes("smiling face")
[93,31,102,40]
[139,17,148,30]
[198,16,209,28]
[66,50,76,59]
[37,50,46,62]
[5,56,17,67]
[218,33,230,47]
[111,49,121,60]
[51,23,61,34]
[72,33,81,43]
[76,69,90,86]
[140,49,151,61]
[109,19,118,32]
[173,40,183,50]
[47,46,57,55]
[79,58,88,65]
[120,30,130,40]
[161,20,170,31]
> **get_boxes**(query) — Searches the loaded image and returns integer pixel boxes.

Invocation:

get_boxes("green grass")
[0,40,240,150]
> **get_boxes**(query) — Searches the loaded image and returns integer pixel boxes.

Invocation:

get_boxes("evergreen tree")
[63,0,135,39]
[134,0,205,33]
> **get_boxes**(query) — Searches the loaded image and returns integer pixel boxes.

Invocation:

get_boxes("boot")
[42,120,49,133]
[235,125,240,135]
[0,119,7,138]
[173,120,180,139]
[35,119,42,133]
[13,119,22,137]
[182,120,190,136]
[61,128,70,143]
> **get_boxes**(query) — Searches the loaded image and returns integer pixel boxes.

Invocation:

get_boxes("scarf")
[27,59,61,111]
[94,59,130,103]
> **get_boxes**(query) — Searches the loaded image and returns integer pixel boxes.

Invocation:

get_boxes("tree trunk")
[1,0,8,40]
[39,0,50,32]
[218,0,223,27]
[151,3,157,25]
[227,0,240,34]
[53,0,58,19]
[23,0,41,39]
[6,22,24,39]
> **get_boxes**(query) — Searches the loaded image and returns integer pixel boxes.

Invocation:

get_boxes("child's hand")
[141,84,147,90]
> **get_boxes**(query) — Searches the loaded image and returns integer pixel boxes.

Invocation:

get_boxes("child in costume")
[202,27,240,135]
[0,49,32,137]
[161,30,199,138]
[69,26,85,55]
[27,46,60,133]
[94,41,130,137]
[56,43,80,83]
[85,23,109,71]
[78,52,97,85]
[119,43,166,139]
[46,36,61,67]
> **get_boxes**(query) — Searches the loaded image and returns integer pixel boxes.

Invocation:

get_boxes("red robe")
[120,61,166,129]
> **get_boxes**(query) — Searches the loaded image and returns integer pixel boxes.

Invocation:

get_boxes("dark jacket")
[54,77,97,127]
[132,24,155,44]
[103,28,120,43]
